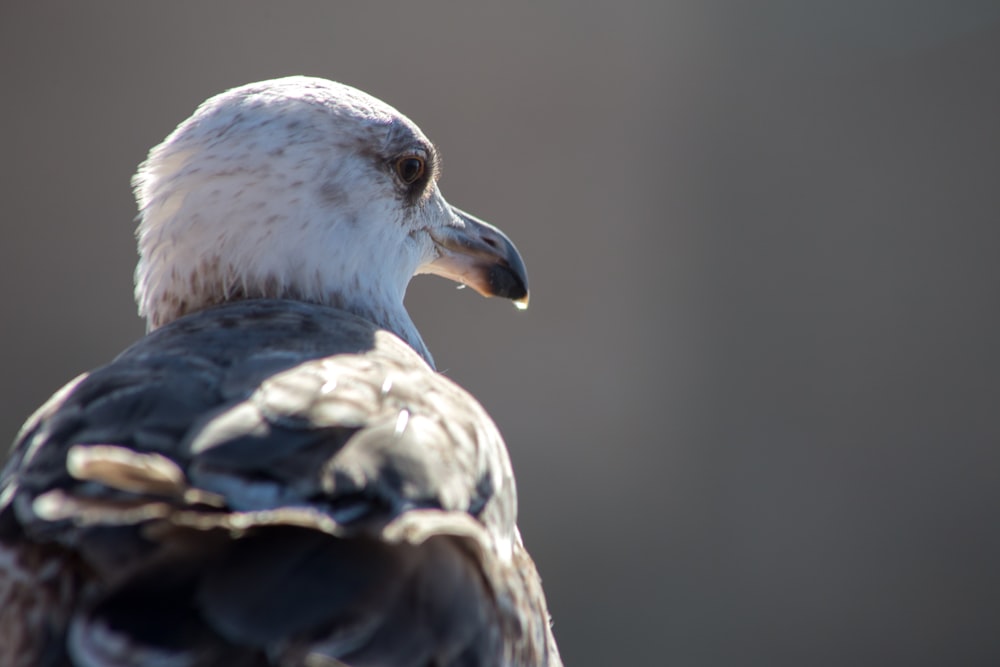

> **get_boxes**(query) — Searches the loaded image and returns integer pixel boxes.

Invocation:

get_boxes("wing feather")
[0,300,557,666]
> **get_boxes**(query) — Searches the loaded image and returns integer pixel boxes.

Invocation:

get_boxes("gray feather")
[0,301,558,666]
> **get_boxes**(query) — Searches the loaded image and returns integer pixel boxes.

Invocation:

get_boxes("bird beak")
[421,206,530,309]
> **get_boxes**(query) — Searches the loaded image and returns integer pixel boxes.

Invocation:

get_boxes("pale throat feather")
[135,208,431,364]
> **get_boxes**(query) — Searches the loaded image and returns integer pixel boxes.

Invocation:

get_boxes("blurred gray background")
[3,2,1000,665]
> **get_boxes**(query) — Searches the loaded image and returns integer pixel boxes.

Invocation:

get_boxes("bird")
[0,76,562,667]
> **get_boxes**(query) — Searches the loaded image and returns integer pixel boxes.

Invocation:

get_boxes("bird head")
[133,76,528,360]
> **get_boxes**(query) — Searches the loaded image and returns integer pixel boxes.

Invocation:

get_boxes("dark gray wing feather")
[0,300,559,667]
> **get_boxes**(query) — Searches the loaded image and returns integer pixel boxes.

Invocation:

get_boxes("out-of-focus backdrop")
[3,2,1000,665]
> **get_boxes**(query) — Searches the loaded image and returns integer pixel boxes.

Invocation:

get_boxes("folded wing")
[0,300,557,667]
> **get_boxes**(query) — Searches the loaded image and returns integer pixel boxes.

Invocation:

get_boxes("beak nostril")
[484,238,499,249]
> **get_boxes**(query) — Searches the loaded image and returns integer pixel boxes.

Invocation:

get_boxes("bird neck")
[134,213,435,366]
[140,275,434,368]
[336,291,434,368]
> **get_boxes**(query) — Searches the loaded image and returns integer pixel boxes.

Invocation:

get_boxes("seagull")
[0,76,562,667]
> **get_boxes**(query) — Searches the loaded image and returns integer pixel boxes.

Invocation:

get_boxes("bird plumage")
[0,77,559,666]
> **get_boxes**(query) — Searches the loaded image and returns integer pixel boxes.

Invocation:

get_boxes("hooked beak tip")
[486,261,529,304]
[425,206,530,308]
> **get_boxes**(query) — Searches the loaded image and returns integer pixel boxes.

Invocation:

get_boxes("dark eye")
[395,156,425,185]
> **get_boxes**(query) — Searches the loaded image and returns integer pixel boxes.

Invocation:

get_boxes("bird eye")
[395,156,425,185]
